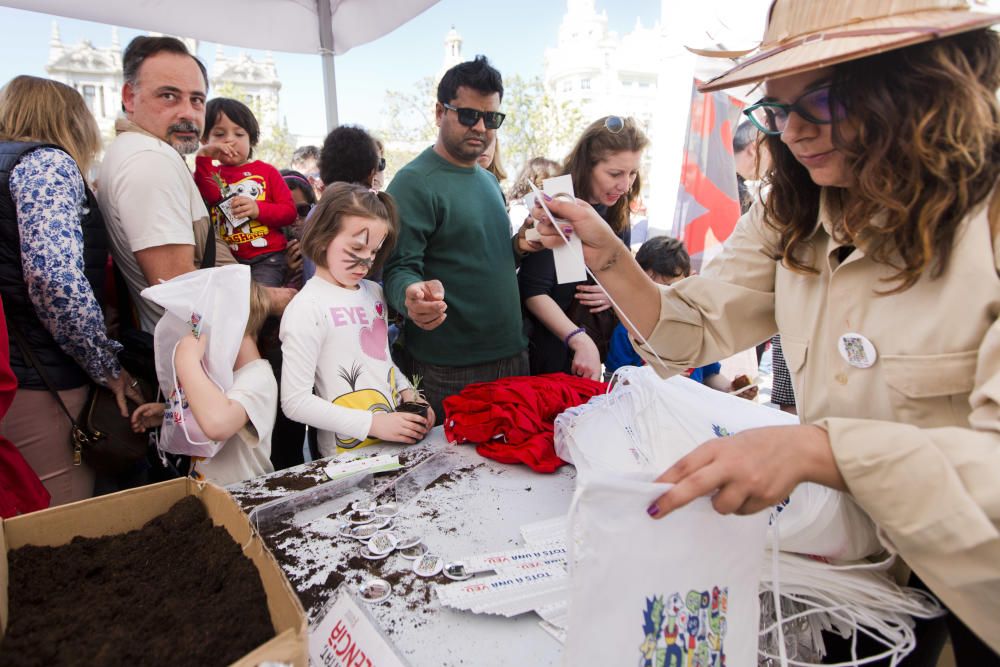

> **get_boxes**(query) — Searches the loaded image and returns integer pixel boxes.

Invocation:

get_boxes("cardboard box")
[0,478,307,666]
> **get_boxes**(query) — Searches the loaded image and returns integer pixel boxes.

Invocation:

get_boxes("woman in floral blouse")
[0,76,141,506]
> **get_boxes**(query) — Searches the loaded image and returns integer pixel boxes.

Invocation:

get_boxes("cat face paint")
[317,215,389,290]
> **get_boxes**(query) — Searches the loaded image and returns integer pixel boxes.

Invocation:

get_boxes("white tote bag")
[140,265,250,457]
[563,470,770,667]
[555,366,881,559]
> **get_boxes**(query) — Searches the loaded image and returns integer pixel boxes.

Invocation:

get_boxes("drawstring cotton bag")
[140,264,250,458]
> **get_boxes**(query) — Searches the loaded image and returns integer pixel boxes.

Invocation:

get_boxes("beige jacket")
[635,189,1000,650]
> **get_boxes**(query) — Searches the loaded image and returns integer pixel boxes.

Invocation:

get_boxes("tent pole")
[317,0,339,131]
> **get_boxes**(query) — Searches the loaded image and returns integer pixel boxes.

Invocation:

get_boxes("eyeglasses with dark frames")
[377,157,386,172]
[442,103,506,130]
[743,85,842,136]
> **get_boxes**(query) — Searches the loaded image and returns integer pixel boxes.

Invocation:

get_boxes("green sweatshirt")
[384,147,527,366]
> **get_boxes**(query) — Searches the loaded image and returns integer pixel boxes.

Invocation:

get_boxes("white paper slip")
[435,566,568,617]
[537,176,587,284]
[325,455,402,481]
[520,516,567,546]
[539,620,567,644]
[460,545,569,574]
[310,588,409,667]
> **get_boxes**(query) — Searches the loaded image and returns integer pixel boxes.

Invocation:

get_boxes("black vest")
[0,141,109,390]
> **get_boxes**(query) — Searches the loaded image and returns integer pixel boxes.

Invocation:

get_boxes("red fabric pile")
[443,373,607,473]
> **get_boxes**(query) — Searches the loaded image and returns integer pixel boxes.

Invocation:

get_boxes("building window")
[560,80,572,93]
[82,85,96,114]
[581,78,591,90]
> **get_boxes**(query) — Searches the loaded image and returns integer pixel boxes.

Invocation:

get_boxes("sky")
[0,0,661,141]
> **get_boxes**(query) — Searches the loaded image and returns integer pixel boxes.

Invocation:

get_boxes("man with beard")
[98,37,295,334]
[384,56,536,423]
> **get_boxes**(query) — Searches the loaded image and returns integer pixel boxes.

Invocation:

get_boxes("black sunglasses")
[296,203,313,219]
[442,103,506,130]
[377,157,386,172]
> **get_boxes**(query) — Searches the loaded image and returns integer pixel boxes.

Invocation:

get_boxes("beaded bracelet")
[563,327,586,347]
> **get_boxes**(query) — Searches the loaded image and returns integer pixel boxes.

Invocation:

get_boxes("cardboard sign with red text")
[310,588,409,667]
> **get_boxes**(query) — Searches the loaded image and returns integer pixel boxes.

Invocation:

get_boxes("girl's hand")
[370,412,430,444]
[568,332,602,380]
[230,196,259,220]
[575,284,612,313]
[177,330,209,361]
[131,402,165,432]
[646,425,845,518]
[533,196,621,269]
[515,215,543,254]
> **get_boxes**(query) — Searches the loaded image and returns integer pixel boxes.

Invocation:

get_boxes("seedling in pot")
[396,373,430,418]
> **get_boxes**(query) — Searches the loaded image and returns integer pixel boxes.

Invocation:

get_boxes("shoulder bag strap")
[7,321,89,464]
[200,219,216,270]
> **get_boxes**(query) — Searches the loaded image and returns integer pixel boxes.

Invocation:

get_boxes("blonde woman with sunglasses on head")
[535,1,1000,661]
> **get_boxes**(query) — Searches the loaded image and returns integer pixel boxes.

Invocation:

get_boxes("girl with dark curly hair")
[535,1,1000,661]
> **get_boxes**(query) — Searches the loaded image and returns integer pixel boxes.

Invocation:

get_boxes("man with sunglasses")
[384,56,536,424]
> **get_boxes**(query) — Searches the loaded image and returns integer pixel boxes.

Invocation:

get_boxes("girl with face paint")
[279,183,434,457]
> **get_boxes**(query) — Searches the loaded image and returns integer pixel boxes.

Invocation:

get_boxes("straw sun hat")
[695,0,1000,92]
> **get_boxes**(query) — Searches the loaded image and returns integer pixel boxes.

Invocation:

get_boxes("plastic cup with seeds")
[367,531,398,556]
[348,510,376,525]
[350,523,380,541]
[413,554,444,577]
[338,522,354,538]
[359,578,392,603]
[374,502,398,518]
[352,499,377,512]
[359,544,390,561]
[398,542,428,560]
[376,516,393,529]
[443,561,472,581]
[396,534,421,550]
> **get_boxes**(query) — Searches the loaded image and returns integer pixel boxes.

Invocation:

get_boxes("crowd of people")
[0,0,999,661]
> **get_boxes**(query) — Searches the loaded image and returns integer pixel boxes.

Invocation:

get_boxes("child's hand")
[730,374,759,401]
[198,142,239,162]
[370,412,430,444]
[230,196,259,220]
[131,402,165,432]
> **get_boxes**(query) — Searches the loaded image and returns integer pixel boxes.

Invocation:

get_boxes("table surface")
[228,427,575,667]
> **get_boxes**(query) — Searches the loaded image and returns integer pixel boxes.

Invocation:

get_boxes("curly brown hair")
[763,29,1000,293]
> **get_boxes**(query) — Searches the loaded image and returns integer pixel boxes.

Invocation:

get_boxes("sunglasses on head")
[743,85,843,136]
[296,203,313,219]
[604,115,626,134]
[442,102,506,130]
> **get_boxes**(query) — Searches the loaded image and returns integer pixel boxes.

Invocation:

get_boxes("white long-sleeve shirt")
[279,277,411,457]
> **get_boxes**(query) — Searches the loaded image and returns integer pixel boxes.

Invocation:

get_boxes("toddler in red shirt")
[194,98,296,287]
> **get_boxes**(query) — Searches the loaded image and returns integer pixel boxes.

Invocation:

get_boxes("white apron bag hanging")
[563,470,770,667]
[140,265,250,458]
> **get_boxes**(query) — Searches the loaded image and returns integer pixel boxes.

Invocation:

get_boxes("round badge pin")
[837,333,877,369]
[396,534,421,550]
[359,544,390,561]
[443,561,472,581]
[359,578,392,603]
[374,502,398,518]
[367,531,399,556]
[350,523,379,541]
[398,542,428,560]
[348,510,376,525]
[413,554,444,577]
[352,499,377,512]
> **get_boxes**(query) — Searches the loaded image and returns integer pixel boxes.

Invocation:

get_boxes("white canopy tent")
[0,0,439,130]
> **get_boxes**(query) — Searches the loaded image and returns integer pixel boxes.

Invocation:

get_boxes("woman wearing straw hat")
[536,0,1000,661]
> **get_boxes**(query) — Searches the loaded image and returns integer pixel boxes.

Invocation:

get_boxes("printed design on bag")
[639,587,727,667]
[711,424,730,438]
[213,175,271,249]
[358,300,388,361]
[332,362,392,449]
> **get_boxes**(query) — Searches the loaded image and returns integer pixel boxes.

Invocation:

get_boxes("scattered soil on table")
[0,496,274,667]
[424,464,479,492]
[262,470,326,492]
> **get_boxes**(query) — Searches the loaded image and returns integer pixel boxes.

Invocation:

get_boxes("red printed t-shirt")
[194,157,296,260]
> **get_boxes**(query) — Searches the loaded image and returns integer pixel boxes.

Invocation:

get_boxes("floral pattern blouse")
[10,147,121,384]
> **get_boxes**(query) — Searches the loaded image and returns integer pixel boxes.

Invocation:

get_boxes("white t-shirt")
[279,277,411,458]
[97,122,210,333]
[192,358,276,486]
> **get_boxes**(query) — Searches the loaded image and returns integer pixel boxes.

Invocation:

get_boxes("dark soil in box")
[0,496,274,667]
